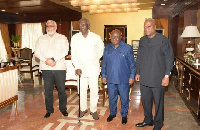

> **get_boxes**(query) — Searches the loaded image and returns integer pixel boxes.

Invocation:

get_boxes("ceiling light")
[70,0,137,6]
[161,3,165,5]
[89,8,139,14]
[70,0,140,14]
[1,10,5,12]
[81,3,140,11]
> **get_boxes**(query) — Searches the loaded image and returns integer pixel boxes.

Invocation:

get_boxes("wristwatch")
[165,75,169,78]
[51,57,55,61]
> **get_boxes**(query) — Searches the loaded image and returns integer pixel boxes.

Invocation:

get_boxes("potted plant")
[10,35,21,48]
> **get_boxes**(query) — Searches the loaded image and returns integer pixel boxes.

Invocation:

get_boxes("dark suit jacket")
[136,33,174,87]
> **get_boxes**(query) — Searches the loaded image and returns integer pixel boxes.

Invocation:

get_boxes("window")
[22,23,43,51]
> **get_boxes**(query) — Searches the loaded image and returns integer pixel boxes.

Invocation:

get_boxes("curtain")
[16,24,22,48]
[41,22,46,35]
[22,23,43,51]
[0,30,8,61]
[0,24,11,59]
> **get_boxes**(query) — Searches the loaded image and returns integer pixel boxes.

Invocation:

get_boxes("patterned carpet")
[1,76,200,130]
[1,87,151,130]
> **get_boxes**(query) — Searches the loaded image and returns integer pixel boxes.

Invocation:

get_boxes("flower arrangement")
[10,35,21,48]
[184,52,195,64]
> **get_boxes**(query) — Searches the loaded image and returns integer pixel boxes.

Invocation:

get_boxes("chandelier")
[70,0,140,14]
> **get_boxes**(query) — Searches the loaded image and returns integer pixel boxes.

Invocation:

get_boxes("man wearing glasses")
[35,20,69,118]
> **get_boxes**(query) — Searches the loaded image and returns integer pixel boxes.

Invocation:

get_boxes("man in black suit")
[135,18,174,130]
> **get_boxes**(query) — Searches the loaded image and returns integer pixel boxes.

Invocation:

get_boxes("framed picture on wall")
[155,29,164,35]
[104,25,127,45]
[132,40,139,49]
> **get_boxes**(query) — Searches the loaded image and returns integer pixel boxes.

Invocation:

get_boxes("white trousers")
[79,77,99,113]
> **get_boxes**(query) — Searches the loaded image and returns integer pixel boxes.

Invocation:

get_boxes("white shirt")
[35,33,69,70]
[71,31,104,77]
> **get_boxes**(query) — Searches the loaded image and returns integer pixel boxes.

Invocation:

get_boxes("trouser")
[42,70,67,113]
[107,83,130,117]
[140,84,165,129]
[79,77,99,113]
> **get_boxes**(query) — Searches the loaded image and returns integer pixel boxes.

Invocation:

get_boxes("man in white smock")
[71,18,104,120]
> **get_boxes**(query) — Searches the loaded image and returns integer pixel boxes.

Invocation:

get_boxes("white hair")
[46,20,57,27]
[79,18,90,28]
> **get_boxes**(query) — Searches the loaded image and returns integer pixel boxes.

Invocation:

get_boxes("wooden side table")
[11,48,22,57]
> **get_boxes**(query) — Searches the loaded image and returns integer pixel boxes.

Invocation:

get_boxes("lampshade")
[181,26,200,38]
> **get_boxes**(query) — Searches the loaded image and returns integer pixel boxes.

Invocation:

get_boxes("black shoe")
[61,111,68,117]
[153,126,161,130]
[44,112,52,118]
[135,122,153,127]
[122,116,127,125]
[107,115,116,122]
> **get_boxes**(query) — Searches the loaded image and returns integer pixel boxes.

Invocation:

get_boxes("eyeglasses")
[111,36,120,40]
[46,25,55,28]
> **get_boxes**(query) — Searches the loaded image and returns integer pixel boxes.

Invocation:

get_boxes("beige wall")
[82,10,152,45]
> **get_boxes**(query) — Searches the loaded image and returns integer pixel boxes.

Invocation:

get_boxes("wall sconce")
[181,26,200,52]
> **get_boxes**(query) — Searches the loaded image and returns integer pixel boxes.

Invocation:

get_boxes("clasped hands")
[45,58,56,67]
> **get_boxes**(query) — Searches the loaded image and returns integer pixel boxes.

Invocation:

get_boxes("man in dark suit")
[135,18,174,130]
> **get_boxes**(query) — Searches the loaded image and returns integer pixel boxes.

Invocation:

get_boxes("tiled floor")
[0,75,199,130]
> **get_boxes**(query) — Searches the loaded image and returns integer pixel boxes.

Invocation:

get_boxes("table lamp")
[181,25,200,52]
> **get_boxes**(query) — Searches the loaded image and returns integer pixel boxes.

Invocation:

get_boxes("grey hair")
[46,20,57,27]
[145,18,156,25]
[79,18,90,28]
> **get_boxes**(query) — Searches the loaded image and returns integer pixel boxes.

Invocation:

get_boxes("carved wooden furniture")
[176,57,200,119]
[20,48,32,61]
[65,59,78,94]
[11,47,22,57]
[0,66,18,109]
[99,84,107,106]
[20,52,39,81]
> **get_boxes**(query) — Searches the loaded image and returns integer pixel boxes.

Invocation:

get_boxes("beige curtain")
[41,22,46,34]
[0,24,11,57]
[22,23,43,51]
[16,24,22,48]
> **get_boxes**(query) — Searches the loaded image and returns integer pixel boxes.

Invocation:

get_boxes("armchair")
[65,60,78,94]
[0,66,18,109]
[20,52,39,81]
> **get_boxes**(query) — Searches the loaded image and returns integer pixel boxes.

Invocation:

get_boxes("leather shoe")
[135,122,153,127]
[122,116,127,125]
[107,115,116,122]
[44,112,52,118]
[61,111,68,117]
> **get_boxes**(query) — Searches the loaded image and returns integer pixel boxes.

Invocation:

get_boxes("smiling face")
[144,19,156,38]
[46,21,57,36]
[111,29,122,48]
